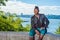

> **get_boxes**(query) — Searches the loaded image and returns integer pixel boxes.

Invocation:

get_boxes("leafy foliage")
[0,11,30,32]
[55,26,60,34]
[0,0,8,6]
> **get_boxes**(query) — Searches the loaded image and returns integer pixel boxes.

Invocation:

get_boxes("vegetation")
[0,0,8,6]
[55,26,60,34]
[0,11,30,32]
[0,0,31,32]
[23,24,31,32]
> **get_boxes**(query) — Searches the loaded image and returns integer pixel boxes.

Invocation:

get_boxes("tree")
[0,11,31,32]
[23,24,31,32]
[0,0,8,6]
[0,11,24,32]
[55,26,60,34]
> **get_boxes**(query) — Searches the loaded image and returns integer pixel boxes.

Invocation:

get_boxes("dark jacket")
[31,14,49,30]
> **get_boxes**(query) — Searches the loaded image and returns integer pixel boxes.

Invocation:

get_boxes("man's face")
[34,9,39,15]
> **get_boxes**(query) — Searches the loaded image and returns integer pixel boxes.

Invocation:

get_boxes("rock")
[0,32,60,40]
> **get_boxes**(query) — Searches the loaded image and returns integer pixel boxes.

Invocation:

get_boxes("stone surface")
[0,32,60,40]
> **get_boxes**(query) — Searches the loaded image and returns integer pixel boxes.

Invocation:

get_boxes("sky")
[18,0,60,6]
[0,0,60,15]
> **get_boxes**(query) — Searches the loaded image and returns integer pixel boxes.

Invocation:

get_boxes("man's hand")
[35,30,40,35]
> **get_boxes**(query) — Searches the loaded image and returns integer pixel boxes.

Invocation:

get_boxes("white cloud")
[0,1,60,15]
[0,1,36,15]
[39,6,60,15]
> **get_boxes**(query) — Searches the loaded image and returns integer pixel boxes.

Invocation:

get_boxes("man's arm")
[43,15,49,28]
[31,17,36,30]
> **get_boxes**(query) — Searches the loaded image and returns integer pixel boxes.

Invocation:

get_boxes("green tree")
[0,11,31,32]
[0,11,24,32]
[23,24,31,32]
[0,0,8,6]
[55,26,60,34]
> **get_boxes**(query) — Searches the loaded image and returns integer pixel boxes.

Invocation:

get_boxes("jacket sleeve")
[31,17,37,30]
[43,15,49,28]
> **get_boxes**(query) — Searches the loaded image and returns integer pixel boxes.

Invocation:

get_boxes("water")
[20,17,60,34]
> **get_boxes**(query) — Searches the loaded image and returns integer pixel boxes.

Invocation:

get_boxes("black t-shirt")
[37,17,41,28]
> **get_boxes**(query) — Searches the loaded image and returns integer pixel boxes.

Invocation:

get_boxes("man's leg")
[38,34,44,40]
[29,29,36,40]
[33,36,35,40]
[37,28,46,40]
[29,36,35,40]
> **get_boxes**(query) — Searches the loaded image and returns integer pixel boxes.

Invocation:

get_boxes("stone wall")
[0,32,60,40]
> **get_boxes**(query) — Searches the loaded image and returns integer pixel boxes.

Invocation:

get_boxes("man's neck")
[35,13,39,16]
[34,14,40,19]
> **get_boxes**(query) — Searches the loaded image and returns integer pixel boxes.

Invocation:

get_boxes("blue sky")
[17,0,60,6]
[0,0,60,15]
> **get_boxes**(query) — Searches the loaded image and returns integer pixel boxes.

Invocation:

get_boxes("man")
[29,6,49,40]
